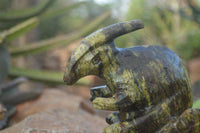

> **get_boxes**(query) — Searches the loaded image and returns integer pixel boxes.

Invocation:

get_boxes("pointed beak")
[63,63,79,85]
[63,69,74,85]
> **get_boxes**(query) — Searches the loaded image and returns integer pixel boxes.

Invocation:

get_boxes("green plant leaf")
[9,66,90,86]
[9,33,74,56]
[0,0,54,22]
[40,2,87,20]
[0,17,39,44]
[9,11,111,56]
[193,99,200,108]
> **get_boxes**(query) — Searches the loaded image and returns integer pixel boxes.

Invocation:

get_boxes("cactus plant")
[0,17,39,44]
[0,1,112,85]
[0,1,110,128]
[9,11,111,57]
[0,0,54,22]
[0,46,10,85]
[9,67,90,86]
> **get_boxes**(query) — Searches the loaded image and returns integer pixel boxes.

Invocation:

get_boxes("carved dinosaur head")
[64,20,144,85]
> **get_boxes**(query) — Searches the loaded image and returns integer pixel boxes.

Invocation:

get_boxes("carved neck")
[97,44,118,74]
[97,44,120,92]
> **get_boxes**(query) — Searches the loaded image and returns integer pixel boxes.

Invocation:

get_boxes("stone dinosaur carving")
[64,20,200,133]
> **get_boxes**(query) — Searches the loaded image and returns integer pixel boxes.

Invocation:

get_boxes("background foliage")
[0,0,199,109]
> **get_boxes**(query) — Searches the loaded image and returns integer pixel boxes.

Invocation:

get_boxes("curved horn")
[69,20,144,64]
[83,19,144,46]
[64,20,144,84]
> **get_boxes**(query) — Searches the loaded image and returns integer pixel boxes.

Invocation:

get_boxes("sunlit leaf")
[0,0,54,22]
[0,17,39,44]
[9,66,90,86]
[40,2,87,20]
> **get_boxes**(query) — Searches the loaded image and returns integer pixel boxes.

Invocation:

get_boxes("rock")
[11,88,111,124]
[3,88,110,133]
[1,109,108,133]
[0,77,27,91]
[0,77,42,105]
[63,86,91,99]
[0,87,42,105]
[80,99,112,118]
[12,89,83,123]
[80,99,95,115]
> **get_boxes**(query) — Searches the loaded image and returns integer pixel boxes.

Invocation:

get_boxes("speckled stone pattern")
[64,20,199,133]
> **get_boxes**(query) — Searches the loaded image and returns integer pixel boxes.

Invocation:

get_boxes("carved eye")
[91,54,101,65]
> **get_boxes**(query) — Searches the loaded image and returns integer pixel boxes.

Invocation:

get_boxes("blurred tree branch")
[0,0,54,22]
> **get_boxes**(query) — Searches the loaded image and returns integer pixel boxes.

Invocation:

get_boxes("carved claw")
[103,122,134,133]
[92,97,118,110]
[103,123,122,133]
[106,111,139,125]
[92,89,141,111]
[159,108,200,133]
[106,111,121,124]
[104,108,200,133]
[90,85,112,101]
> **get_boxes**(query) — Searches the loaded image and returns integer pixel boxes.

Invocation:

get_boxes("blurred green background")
[0,0,200,112]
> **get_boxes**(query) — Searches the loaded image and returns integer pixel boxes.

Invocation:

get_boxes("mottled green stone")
[64,20,199,133]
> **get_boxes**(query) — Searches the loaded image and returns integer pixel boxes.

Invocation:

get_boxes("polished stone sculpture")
[64,20,200,133]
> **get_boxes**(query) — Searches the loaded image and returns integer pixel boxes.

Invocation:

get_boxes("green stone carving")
[64,20,200,133]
